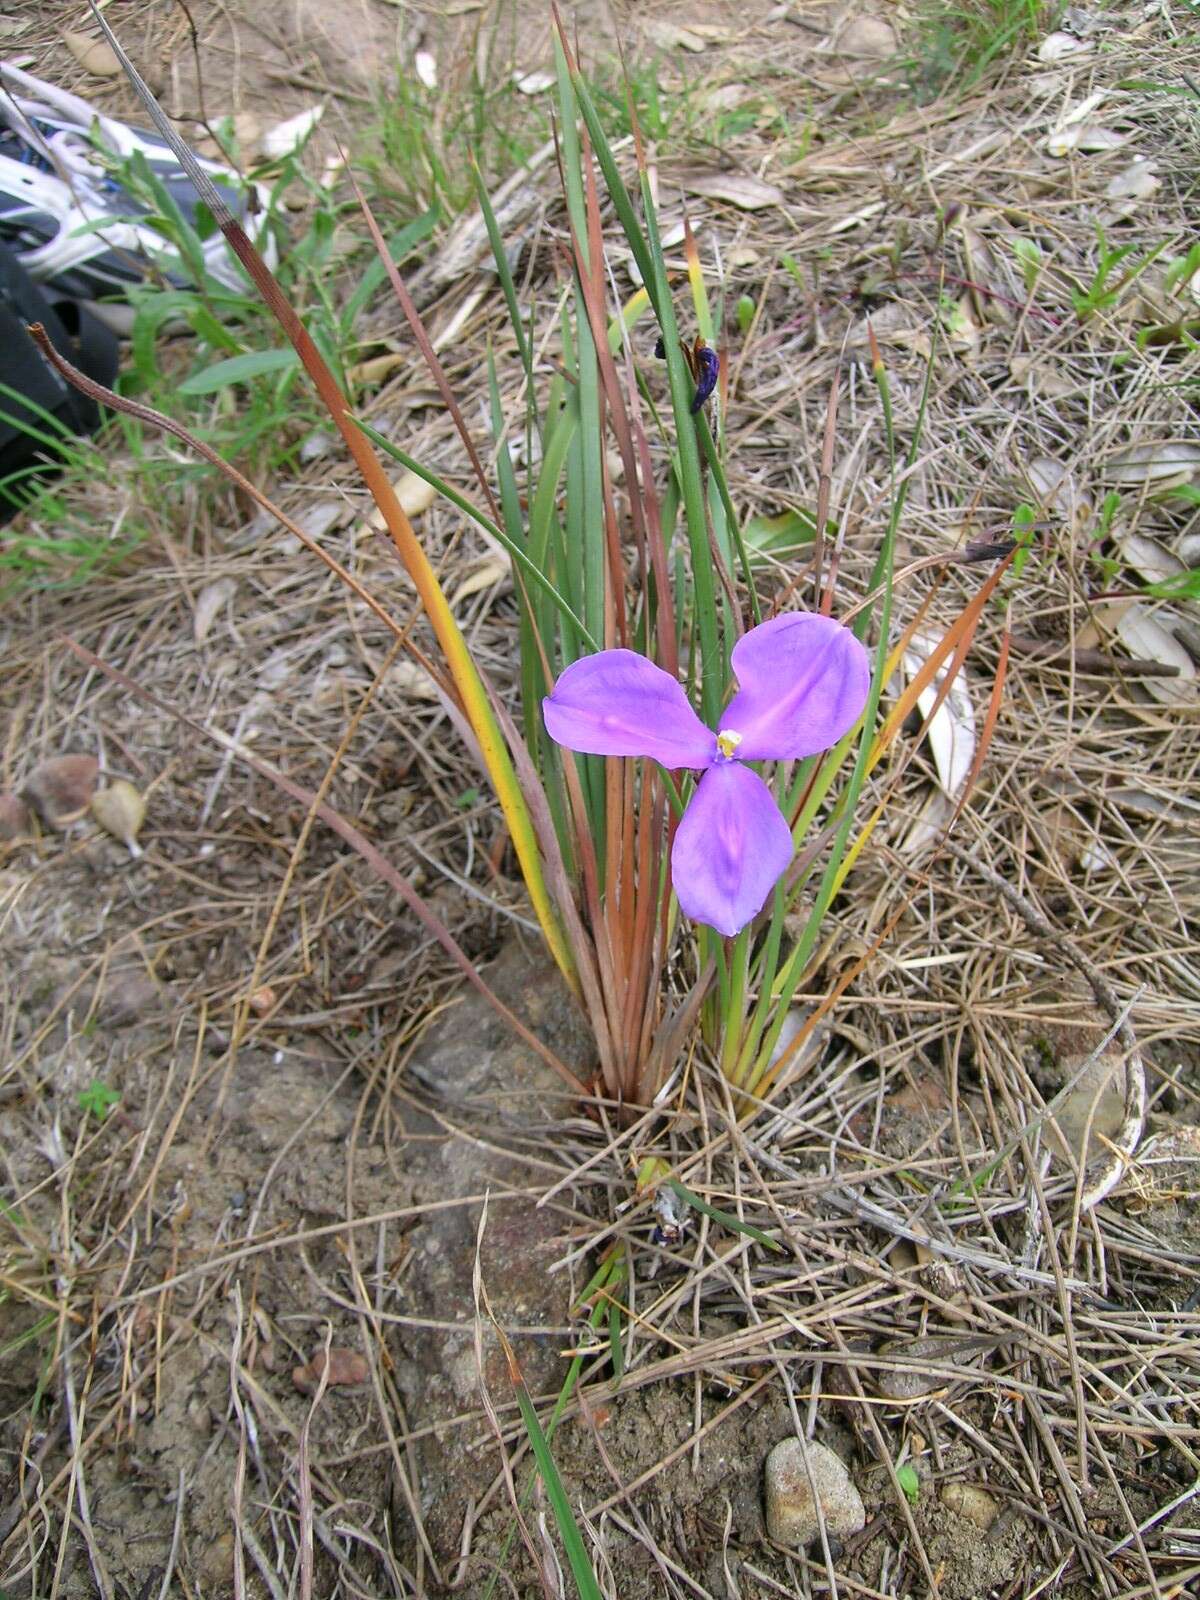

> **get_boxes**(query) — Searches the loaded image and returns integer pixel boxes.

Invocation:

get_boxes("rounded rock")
[22,753,99,828]
[764,1438,866,1548]
[940,1481,999,1530]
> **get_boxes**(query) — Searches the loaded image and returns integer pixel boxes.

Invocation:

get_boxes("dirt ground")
[3,2,1200,1597]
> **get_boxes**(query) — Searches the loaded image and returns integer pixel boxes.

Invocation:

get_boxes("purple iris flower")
[543,614,871,937]
[690,345,719,414]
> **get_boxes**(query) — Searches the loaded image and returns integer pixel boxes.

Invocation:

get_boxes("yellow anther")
[716,728,743,760]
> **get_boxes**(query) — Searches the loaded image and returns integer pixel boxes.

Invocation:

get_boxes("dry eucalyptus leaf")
[700,83,749,113]
[260,106,323,161]
[397,471,437,517]
[1024,456,1075,512]
[898,785,954,855]
[1037,31,1090,62]
[368,470,436,530]
[1060,88,1109,125]
[294,501,341,542]
[900,633,977,800]
[514,68,554,95]
[62,29,121,77]
[193,577,237,646]
[292,1347,369,1392]
[387,660,440,702]
[727,245,761,268]
[1106,161,1159,203]
[345,352,405,386]
[23,753,99,827]
[1045,124,1124,155]
[1078,838,1118,874]
[1010,354,1075,399]
[1106,441,1200,488]
[92,781,147,858]
[679,171,784,210]
[414,50,437,89]
[450,557,508,608]
[643,20,710,52]
[1047,1056,1128,1171]
[1112,529,1184,588]
[1112,605,1196,707]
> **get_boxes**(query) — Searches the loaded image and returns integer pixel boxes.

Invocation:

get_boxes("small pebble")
[22,753,99,828]
[764,1438,866,1548]
[941,1481,1000,1530]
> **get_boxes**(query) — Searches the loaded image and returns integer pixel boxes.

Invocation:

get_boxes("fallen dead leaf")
[292,1347,369,1392]
[1037,31,1090,62]
[1106,441,1200,489]
[450,556,508,609]
[345,352,406,386]
[900,633,978,800]
[1045,124,1125,156]
[387,660,441,702]
[1009,355,1076,400]
[1112,606,1197,707]
[368,469,437,531]
[61,29,121,77]
[643,20,714,52]
[898,785,955,855]
[1112,529,1185,589]
[678,171,784,210]
[1023,456,1090,533]
[1105,161,1159,203]
[193,577,237,646]
[513,68,555,95]
[260,106,324,161]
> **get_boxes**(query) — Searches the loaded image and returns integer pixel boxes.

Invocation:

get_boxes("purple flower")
[543,614,871,937]
[690,344,719,414]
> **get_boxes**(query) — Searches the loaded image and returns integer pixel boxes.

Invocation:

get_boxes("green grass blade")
[668,1180,783,1252]
[507,1368,603,1600]
[352,418,598,651]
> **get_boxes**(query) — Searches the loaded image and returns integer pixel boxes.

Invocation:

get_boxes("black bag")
[0,242,118,523]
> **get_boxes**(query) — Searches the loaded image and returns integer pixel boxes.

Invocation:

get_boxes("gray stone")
[764,1437,866,1548]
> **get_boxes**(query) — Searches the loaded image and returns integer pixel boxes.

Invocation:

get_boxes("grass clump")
[907,0,1046,98]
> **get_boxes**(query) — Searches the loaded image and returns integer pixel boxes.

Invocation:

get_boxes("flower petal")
[721,613,870,761]
[671,763,793,937]
[543,650,715,767]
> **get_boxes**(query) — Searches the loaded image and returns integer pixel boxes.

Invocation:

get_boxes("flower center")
[715,728,743,761]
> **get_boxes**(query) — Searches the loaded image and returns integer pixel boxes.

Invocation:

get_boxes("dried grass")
[3,3,1199,1597]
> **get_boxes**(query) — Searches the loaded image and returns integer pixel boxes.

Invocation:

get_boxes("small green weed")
[1072,224,1164,322]
[78,1079,121,1120]
[896,1462,922,1504]
[907,0,1044,99]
